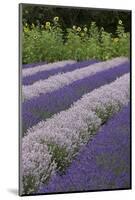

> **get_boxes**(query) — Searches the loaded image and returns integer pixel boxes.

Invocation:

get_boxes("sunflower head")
[77,27,81,32]
[84,27,87,32]
[46,22,51,26]
[54,16,59,22]
[118,20,123,25]
[45,22,51,29]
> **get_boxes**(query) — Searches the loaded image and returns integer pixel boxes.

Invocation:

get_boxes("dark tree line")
[22,4,131,34]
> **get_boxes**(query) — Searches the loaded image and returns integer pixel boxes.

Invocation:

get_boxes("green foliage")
[22,17,130,64]
[95,104,120,124]
[22,4,131,34]
[22,175,37,194]
[47,143,70,173]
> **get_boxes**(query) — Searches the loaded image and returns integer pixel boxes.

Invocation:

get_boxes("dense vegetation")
[21,4,130,64]
[22,4,131,33]
[22,17,130,64]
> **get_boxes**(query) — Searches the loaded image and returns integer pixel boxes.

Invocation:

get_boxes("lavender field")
[21,57,131,195]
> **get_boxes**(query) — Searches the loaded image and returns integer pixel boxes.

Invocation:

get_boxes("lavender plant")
[22,59,130,134]
[22,73,129,193]
[22,142,56,194]
[22,60,98,85]
[39,104,130,193]
[22,57,128,100]
[22,60,76,77]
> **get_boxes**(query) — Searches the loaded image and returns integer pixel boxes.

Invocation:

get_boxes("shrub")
[22,18,130,64]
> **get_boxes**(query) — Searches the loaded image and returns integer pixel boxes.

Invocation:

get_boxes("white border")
[0,0,134,199]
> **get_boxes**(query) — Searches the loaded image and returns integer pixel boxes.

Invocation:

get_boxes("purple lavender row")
[23,58,128,100]
[39,104,131,194]
[22,60,76,77]
[22,61,130,134]
[22,61,47,69]
[23,60,99,85]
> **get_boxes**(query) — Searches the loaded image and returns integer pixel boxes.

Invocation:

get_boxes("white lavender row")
[39,104,130,193]
[23,57,129,100]
[22,60,76,77]
[22,73,129,193]
[25,73,129,149]
[22,61,129,134]
[23,60,99,85]
[22,142,56,195]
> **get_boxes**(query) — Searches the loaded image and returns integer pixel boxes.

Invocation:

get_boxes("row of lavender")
[39,103,130,193]
[22,57,128,100]
[22,60,99,85]
[22,58,129,134]
[21,58,130,195]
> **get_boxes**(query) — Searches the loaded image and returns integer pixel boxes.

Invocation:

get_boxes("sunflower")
[54,16,59,22]
[77,27,81,32]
